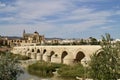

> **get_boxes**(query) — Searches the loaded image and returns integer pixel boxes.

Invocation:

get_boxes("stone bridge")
[11,45,101,65]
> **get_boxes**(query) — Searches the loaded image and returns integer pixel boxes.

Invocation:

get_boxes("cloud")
[0,0,74,24]
[100,26,113,30]
[0,0,113,23]
[14,0,71,21]
[0,2,16,12]
[0,0,119,38]
[0,22,58,36]
[48,8,112,23]
[0,2,6,7]
[0,17,15,21]
[116,11,120,15]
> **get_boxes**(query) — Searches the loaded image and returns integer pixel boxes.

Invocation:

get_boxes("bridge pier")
[51,55,61,64]
[36,53,42,61]
[43,54,49,62]
[64,58,74,65]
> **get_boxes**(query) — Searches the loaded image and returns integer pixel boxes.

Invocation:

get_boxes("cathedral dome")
[34,31,39,34]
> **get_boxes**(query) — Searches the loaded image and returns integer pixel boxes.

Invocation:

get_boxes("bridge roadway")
[11,45,101,65]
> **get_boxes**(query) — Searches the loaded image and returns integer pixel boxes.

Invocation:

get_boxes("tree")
[89,33,120,80]
[89,37,99,45]
[0,51,23,80]
[79,39,87,45]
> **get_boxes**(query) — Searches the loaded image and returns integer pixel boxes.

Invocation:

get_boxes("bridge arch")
[95,49,104,55]
[43,49,47,54]
[27,48,29,51]
[32,49,34,52]
[95,49,104,58]
[61,51,68,63]
[37,49,40,53]
[74,51,85,63]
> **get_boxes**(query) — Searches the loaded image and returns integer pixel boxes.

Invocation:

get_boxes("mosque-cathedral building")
[1,30,45,47]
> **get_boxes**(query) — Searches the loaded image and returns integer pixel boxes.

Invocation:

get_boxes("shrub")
[27,61,66,78]
[89,34,120,80]
[11,54,31,60]
[0,51,23,80]
[58,63,85,79]
[28,62,85,79]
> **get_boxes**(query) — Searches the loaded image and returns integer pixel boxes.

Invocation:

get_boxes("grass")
[58,63,85,79]
[27,61,85,79]
[28,61,66,78]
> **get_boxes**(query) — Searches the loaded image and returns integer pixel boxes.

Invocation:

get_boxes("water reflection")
[17,69,51,80]
[17,60,73,80]
[17,69,73,80]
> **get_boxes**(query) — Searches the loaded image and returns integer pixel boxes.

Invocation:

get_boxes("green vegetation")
[10,54,31,60]
[58,63,84,79]
[89,33,120,80]
[89,37,100,45]
[0,51,30,60]
[0,51,23,80]
[28,61,66,78]
[28,61,85,79]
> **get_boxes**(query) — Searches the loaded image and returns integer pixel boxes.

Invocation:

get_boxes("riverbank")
[18,60,52,80]
[19,59,37,68]
[17,67,51,80]
[0,46,11,52]
[19,60,79,80]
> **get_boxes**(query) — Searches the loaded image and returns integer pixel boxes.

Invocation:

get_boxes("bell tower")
[23,29,26,39]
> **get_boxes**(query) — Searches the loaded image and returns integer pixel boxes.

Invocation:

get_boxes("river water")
[17,60,52,80]
[17,68,76,80]
[17,69,51,80]
[17,60,73,80]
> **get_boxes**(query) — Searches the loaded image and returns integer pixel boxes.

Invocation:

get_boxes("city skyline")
[0,0,120,39]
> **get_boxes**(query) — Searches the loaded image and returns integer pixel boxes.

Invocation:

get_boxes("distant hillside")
[2,36,64,40]
[45,38,64,40]
[2,36,22,39]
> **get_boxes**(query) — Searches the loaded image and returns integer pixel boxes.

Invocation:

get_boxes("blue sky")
[0,0,120,39]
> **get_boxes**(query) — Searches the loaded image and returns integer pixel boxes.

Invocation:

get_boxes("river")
[17,60,52,80]
[17,69,51,80]
[17,59,75,80]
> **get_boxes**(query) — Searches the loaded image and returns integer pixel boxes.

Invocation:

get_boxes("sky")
[0,0,120,39]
